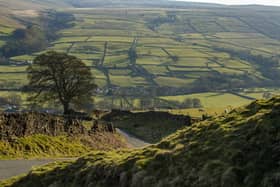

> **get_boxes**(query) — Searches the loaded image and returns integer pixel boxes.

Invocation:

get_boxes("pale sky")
[175,0,280,6]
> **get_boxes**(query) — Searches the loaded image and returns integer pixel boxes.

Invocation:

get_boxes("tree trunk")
[63,102,70,115]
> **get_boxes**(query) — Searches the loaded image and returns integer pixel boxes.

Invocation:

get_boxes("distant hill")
[0,0,221,36]
[65,0,223,8]
[3,96,280,186]
[0,0,72,33]
[0,0,223,12]
[0,0,71,10]
[0,0,280,111]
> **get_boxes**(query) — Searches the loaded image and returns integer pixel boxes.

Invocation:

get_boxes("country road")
[0,159,74,181]
[0,129,149,181]
[116,128,150,148]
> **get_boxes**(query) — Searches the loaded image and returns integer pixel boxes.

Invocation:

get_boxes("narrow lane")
[0,130,149,181]
[0,159,74,181]
[116,128,150,148]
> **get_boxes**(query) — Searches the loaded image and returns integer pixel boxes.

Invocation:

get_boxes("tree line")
[147,14,177,31]
[94,97,202,110]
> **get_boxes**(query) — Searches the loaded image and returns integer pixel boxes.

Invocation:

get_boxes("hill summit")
[3,96,280,187]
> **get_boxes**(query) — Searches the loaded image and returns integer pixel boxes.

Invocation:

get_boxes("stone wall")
[0,112,115,141]
[102,110,192,126]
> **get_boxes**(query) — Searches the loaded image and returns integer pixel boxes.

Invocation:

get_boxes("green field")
[5,7,280,90]
[0,4,280,111]
[161,92,250,108]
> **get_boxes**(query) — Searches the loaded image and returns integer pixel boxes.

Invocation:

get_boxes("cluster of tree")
[0,26,47,58]
[147,14,177,31]
[0,11,75,58]
[94,97,202,110]
[40,10,75,41]
[181,98,202,108]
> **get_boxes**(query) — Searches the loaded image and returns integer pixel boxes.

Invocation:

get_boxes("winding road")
[116,128,150,148]
[0,159,74,180]
[0,129,149,181]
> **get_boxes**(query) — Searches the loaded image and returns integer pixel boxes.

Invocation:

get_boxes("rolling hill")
[0,0,72,36]
[0,0,280,111]
[2,96,280,187]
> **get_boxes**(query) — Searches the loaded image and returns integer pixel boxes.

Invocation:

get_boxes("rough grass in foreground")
[0,132,127,160]
[3,96,280,187]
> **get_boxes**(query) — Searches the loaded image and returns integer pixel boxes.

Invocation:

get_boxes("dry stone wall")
[0,112,115,141]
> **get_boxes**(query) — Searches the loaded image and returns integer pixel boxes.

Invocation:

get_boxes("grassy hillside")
[0,132,127,160]
[3,96,280,187]
[3,6,280,95]
[0,135,90,159]
[64,0,223,8]
[0,0,71,11]
[0,0,72,32]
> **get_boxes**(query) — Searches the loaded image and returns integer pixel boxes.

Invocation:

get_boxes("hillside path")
[116,128,150,148]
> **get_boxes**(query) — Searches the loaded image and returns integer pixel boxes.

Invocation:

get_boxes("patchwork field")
[1,5,280,111]
[4,8,280,90]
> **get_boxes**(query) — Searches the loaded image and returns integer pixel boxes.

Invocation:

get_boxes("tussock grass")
[0,133,127,160]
